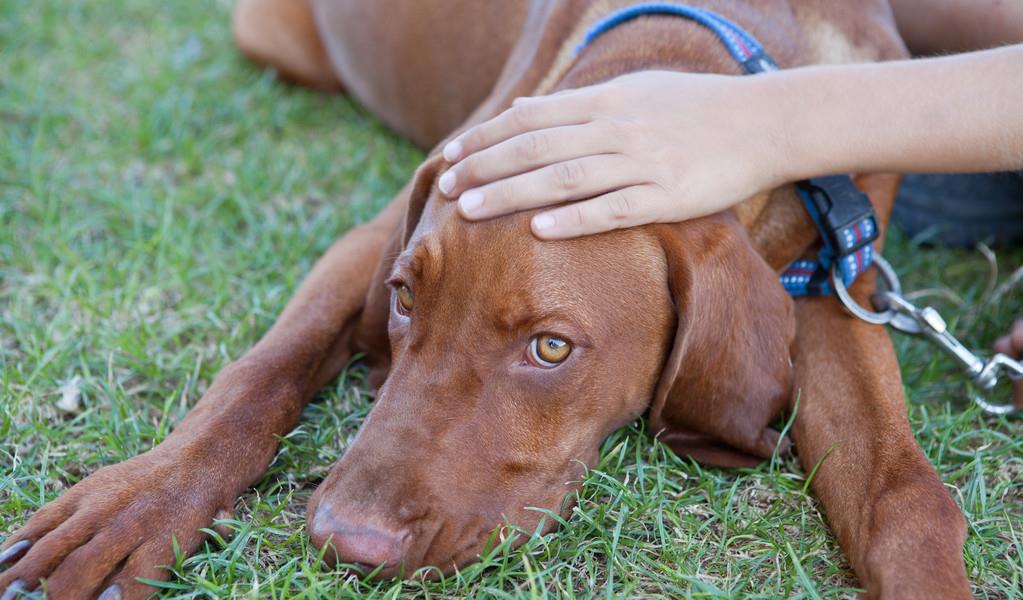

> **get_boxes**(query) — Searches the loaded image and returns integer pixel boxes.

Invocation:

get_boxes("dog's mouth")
[307,501,561,578]
[304,422,588,579]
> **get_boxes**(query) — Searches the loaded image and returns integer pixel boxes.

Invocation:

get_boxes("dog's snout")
[308,504,407,572]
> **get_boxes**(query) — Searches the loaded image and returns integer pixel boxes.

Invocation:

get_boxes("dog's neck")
[529,1,784,96]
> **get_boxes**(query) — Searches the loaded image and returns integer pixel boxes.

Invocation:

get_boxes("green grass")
[1,0,1021,598]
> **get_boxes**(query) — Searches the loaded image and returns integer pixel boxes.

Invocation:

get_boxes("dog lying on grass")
[0,1,978,598]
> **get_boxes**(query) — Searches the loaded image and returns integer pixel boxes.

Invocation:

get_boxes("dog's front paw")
[0,448,237,600]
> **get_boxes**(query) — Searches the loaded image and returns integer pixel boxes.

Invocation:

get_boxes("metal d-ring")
[830,254,902,326]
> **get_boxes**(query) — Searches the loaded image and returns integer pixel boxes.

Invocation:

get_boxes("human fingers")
[529,184,670,239]
[440,121,626,197]
[442,89,600,163]
[457,153,646,220]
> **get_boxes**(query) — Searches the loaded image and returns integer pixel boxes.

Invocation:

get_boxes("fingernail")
[438,171,456,195]
[533,213,556,231]
[458,190,483,215]
[1,581,26,600]
[443,140,462,162]
[0,540,31,565]
[97,584,122,600]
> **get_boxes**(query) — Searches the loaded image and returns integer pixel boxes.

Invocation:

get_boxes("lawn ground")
[1,0,1021,598]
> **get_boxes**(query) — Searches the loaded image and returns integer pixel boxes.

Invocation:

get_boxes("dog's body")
[0,1,973,598]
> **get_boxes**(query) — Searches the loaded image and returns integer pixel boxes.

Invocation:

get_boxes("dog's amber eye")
[529,334,571,367]
[396,285,414,314]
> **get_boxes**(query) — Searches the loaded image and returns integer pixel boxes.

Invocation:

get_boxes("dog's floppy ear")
[650,214,795,468]
[402,154,446,247]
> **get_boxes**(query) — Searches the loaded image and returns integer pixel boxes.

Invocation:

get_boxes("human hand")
[993,318,1023,407]
[438,70,793,239]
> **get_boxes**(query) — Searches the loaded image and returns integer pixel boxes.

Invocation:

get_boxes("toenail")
[0,541,31,565]
[0,580,26,600]
[97,584,122,600]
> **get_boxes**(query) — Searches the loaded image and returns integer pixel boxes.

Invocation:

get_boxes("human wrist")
[752,47,1023,179]
[739,71,819,187]
[759,65,878,182]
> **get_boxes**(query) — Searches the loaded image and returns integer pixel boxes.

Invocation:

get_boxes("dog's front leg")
[791,279,971,599]
[0,195,406,600]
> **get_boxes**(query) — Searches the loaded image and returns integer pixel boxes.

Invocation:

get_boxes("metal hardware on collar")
[783,177,878,297]
[830,254,899,326]
[798,177,879,260]
[740,54,779,75]
[832,258,1023,417]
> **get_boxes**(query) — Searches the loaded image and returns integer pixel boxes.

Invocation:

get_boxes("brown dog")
[0,1,972,598]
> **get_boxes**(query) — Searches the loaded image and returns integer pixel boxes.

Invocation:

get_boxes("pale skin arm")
[439,45,1023,238]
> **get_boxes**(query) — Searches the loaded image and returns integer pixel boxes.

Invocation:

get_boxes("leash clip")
[831,256,1022,417]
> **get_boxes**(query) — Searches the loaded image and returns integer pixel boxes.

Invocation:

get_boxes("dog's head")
[306,155,794,577]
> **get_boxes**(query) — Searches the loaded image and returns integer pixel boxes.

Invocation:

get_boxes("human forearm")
[441,46,1022,239]
[771,45,1023,181]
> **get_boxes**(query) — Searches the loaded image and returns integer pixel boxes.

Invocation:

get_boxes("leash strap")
[576,2,879,297]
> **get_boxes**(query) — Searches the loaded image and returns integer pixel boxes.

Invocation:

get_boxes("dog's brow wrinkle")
[409,235,442,280]
[492,303,587,343]
[393,241,429,281]
[493,306,527,332]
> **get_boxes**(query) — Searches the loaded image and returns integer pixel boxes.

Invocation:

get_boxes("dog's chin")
[415,491,579,580]
[320,523,523,581]
[381,515,568,582]
[305,422,593,578]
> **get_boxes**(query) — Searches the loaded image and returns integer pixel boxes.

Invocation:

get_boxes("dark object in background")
[894,172,1023,247]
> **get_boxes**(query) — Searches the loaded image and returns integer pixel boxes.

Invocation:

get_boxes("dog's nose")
[308,504,407,571]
